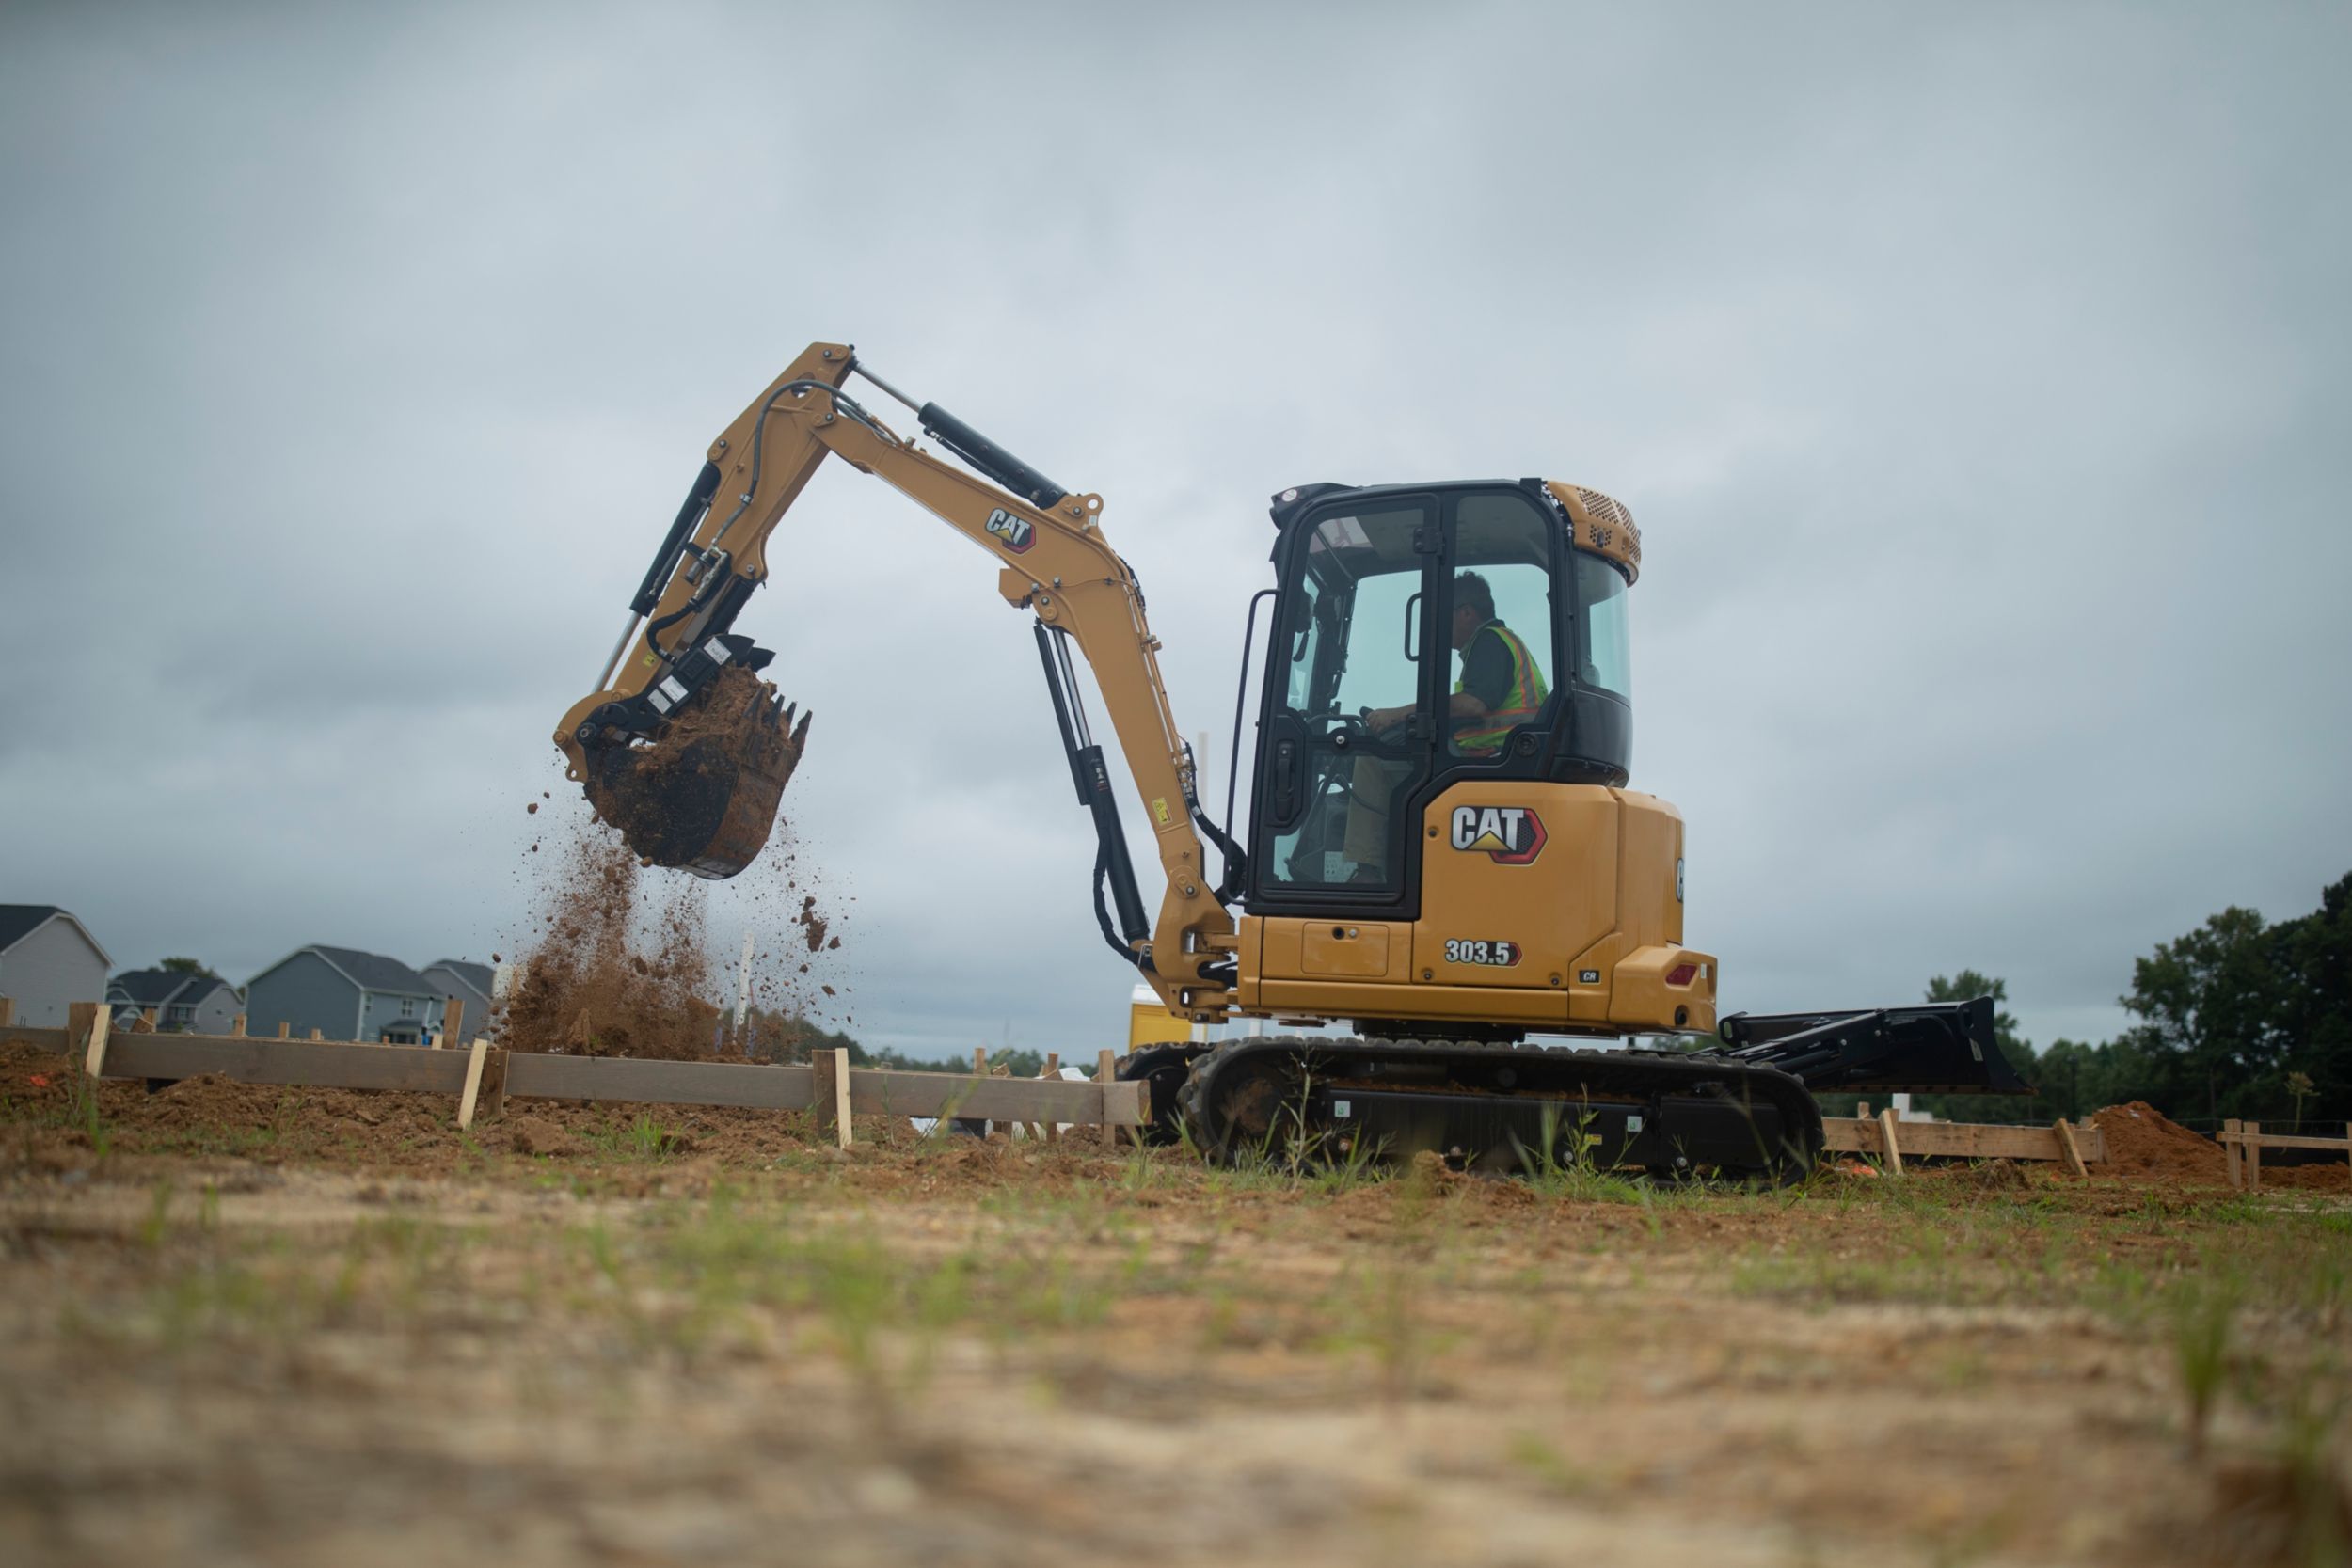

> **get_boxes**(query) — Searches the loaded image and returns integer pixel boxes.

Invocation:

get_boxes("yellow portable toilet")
[1127,983,1193,1050]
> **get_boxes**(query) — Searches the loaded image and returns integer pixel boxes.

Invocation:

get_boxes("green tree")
[2267,872,2352,1123]
[158,956,223,981]
[2116,904,2287,1125]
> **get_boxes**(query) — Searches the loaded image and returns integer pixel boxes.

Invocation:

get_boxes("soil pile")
[2089,1101,2227,1183]
[497,826,721,1058]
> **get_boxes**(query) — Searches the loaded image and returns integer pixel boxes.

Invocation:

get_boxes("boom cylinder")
[918,403,1070,511]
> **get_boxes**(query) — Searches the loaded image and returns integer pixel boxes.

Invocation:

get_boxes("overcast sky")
[3,2,2346,1062]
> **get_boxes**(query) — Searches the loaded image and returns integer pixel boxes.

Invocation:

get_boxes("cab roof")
[1267,477,1641,583]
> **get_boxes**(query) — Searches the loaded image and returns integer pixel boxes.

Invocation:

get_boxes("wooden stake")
[2052,1117,2089,1179]
[310,1028,324,1042]
[0,996,14,1028]
[1041,1052,1061,1144]
[834,1046,852,1150]
[810,1049,853,1148]
[141,1006,157,1030]
[810,1048,837,1137]
[2223,1119,2243,1190]
[438,997,464,1052]
[457,1037,491,1130]
[1878,1106,1904,1175]
[2247,1121,2262,1191]
[69,1002,111,1079]
[230,1013,246,1037]
[278,1022,291,1039]
[478,1048,507,1122]
[1099,1048,1123,1148]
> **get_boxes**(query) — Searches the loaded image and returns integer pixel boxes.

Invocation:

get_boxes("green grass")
[580,1112,684,1164]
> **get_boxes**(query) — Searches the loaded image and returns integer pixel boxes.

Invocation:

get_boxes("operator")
[1368,570,1548,755]
[1343,572,1548,879]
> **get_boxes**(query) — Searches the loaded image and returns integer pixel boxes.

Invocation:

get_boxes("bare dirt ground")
[2,1046,2347,1568]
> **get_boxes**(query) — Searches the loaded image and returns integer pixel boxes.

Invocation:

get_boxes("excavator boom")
[555,343,1236,1014]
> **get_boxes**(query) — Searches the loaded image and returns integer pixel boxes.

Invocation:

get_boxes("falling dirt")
[495,824,720,1059]
[797,895,829,952]
[497,786,854,1065]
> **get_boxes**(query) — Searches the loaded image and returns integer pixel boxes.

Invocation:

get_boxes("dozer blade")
[1713,997,2034,1098]
[580,668,811,879]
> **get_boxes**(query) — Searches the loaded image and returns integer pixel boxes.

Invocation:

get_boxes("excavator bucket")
[579,664,811,879]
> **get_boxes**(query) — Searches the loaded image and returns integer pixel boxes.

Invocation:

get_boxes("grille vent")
[1573,486,1643,567]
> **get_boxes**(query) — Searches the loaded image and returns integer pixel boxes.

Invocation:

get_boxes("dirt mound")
[2089,1101,2227,1183]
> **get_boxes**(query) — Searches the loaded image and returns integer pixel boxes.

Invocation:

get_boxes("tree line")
[1826,872,2351,1130]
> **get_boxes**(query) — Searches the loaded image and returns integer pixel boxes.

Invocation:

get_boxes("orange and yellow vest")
[1453,621,1548,754]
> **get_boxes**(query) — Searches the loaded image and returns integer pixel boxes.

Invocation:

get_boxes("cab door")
[1248,496,1438,917]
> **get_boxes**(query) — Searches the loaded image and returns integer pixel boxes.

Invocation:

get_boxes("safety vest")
[1453,621,1549,754]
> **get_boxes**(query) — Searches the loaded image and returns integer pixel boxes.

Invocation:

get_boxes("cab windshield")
[1576,551,1630,697]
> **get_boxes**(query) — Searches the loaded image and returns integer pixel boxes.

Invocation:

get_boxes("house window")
[167,1005,194,1026]
[400,998,418,1018]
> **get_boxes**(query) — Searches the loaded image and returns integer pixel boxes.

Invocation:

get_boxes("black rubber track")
[1174,1034,1825,1180]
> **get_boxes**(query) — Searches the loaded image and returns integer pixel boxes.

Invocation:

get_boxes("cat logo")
[984,507,1036,553]
[1449,804,1546,864]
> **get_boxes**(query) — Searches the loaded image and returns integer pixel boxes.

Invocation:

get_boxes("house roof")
[0,905,60,953]
[310,945,437,997]
[109,969,191,1006]
[108,970,236,1008]
[249,944,437,998]
[422,958,494,998]
[0,904,113,966]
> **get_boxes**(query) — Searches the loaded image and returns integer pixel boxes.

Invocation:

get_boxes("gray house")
[244,945,444,1044]
[105,969,243,1035]
[0,905,113,1026]
[420,959,496,1041]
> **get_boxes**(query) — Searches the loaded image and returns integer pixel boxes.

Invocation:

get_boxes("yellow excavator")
[555,342,2026,1177]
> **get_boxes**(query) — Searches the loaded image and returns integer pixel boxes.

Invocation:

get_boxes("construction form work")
[553,342,2028,1179]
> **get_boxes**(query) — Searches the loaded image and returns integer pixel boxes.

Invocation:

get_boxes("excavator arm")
[555,341,1237,1015]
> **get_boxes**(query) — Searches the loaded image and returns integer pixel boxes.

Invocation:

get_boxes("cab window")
[1442,492,1558,759]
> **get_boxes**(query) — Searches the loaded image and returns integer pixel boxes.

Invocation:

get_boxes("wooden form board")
[494,1053,1146,1126]
[102,1034,472,1095]
[507,1053,817,1109]
[1822,1116,2106,1164]
[1,1022,1146,1126]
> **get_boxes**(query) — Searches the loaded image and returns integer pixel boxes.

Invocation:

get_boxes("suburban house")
[420,958,496,1041]
[104,969,243,1034]
[244,946,444,1044]
[0,904,113,1026]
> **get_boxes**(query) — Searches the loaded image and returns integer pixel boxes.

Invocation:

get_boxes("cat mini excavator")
[555,342,2027,1178]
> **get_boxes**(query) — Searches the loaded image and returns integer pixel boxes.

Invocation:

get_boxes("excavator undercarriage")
[1124,998,2026,1180]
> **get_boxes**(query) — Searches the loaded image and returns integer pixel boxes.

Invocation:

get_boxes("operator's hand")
[1364,705,1407,737]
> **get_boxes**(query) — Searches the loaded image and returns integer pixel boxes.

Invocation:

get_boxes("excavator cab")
[1212,477,1702,1039]
[1246,480,1634,915]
